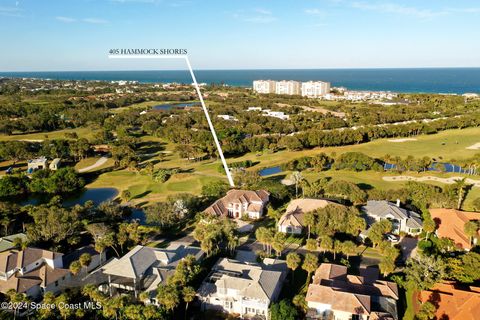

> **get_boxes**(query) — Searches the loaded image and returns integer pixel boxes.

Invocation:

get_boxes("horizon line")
[1,66,480,73]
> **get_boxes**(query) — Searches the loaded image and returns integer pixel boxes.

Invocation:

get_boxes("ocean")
[1,68,479,94]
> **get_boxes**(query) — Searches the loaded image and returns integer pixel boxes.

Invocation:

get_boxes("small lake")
[22,187,119,207]
[384,162,472,174]
[152,102,199,111]
[259,166,283,176]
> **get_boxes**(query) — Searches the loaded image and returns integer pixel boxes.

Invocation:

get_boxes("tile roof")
[419,282,480,320]
[204,189,269,216]
[306,263,399,317]
[429,208,480,250]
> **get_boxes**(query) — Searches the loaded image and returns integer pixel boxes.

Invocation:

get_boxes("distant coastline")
[1,68,479,94]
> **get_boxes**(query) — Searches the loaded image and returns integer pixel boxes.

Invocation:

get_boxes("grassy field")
[0,127,100,142]
[84,127,480,207]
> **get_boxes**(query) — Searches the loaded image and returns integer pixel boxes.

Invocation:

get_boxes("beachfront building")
[362,200,423,236]
[253,80,276,94]
[301,81,331,98]
[275,80,301,95]
[0,247,70,298]
[429,208,480,250]
[306,263,399,320]
[197,252,287,319]
[278,199,333,234]
[204,189,270,219]
[101,242,204,300]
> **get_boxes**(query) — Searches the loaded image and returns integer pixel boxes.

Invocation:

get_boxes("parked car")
[385,233,400,243]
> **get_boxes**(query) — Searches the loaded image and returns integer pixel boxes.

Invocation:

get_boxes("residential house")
[101,242,204,299]
[429,208,480,250]
[62,245,105,273]
[0,247,70,298]
[27,157,47,173]
[362,200,423,235]
[277,199,333,234]
[262,110,290,120]
[217,114,238,121]
[419,282,480,320]
[0,233,27,253]
[49,158,61,171]
[204,189,270,219]
[197,252,287,319]
[306,263,399,320]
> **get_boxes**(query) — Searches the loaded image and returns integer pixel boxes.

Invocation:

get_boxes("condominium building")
[253,80,276,94]
[301,81,331,98]
[275,80,301,95]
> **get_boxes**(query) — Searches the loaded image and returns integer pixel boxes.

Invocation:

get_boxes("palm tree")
[304,212,316,239]
[291,171,303,198]
[302,253,319,285]
[69,260,82,276]
[286,252,301,283]
[454,178,469,209]
[79,253,92,275]
[182,286,196,320]
[464,221,479,247]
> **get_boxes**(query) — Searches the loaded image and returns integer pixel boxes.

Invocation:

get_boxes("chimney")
[396,199,401,207]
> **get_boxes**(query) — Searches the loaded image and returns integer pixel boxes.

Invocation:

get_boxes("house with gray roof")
[361,200,423,236]
[197,252,287,319]
[0,233,27,253]
[101,242,204,299]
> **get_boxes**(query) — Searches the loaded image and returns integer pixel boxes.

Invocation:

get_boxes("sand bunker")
[388,138,418,143]
[466,142,480,150]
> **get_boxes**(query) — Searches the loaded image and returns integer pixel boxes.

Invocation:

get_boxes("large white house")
[253,80,276,94]
[301,81,331,98]
[204,189,270,219]
[197,252,287,319]
[361,200,423,236]
[275,80,301,95]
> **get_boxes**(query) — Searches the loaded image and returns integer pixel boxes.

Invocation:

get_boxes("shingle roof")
[278,199,332,228]
[0,247,63,274]
[363,200,422,229]
[0,233,27,253]
[102,243,203,279]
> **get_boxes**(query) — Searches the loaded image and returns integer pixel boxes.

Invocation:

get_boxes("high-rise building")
[301,81,331,98]
[253,80,276,94]
[275,80,301,95]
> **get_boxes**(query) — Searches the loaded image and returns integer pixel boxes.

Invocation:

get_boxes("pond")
[259,166,283,176]
[21,187,119,207]
[384,162,472,174]
[152,102,199,111]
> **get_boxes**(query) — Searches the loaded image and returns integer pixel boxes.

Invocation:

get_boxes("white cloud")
[233,8,276,24]
[350,2,448,19]
[0,6,22,17]
[82,18,108,24]
[56,16,76,23]
[305,8,325,17]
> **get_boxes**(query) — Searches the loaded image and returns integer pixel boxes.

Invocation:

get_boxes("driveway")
[399,237,418,263]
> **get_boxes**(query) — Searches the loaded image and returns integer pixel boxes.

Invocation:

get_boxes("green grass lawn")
[84,127,480,206]
[0,127,100,142]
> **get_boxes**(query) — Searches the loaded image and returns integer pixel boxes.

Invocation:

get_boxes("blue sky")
[1,0,480,71]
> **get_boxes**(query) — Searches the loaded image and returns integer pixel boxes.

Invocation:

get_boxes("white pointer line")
[108,54,235,187]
